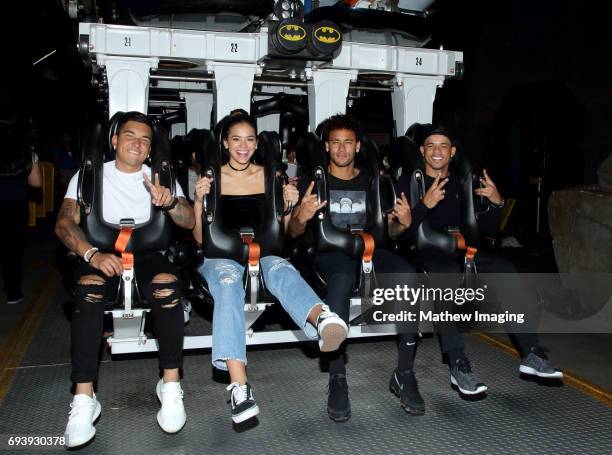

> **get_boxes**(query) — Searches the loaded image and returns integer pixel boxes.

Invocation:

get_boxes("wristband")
[163,196,179,211]
[491,197,506,209]
[83,247,99,263]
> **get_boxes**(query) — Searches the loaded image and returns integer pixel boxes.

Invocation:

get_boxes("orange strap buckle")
[449,231,478,262]
[114,227,134,270]
[241,234,261,267]
[466,246,478,260]
[449,231,467,251]
[355,232,375,263]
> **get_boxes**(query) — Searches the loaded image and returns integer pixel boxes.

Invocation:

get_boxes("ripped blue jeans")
[198,255,322,370]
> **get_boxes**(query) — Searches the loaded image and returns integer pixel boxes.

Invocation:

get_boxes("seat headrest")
[106,111,124,161]
[151,124,171,166]
[358,136,381,174]
[405,122,431,147]
[170,135,190,169]
[80,122,106,165]
[257,131,283,169]
[297,132,327,172]
[187,128,218,170]
[388,136,420,174]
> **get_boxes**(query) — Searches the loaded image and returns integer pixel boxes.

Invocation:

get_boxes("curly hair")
[320,114,363,142]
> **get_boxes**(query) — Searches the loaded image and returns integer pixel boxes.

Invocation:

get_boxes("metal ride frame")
[79,20,463,354]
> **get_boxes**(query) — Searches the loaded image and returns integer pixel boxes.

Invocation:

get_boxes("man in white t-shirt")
[55,112,195,448]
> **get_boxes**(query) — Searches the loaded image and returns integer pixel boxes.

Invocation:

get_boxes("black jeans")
[314,249,418,374]
[414,249,539,355]
[71,251,184,383]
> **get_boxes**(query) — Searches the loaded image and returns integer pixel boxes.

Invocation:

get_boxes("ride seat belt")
[115,218,135,316]
[351,228,375,304]
[240,227,261,312]
[448,230,478,300]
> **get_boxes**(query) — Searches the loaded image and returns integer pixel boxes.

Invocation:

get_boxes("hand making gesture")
[422,173,449,209]
[474,169,503,205]
[296,181,327,223]
[143,172,174,208]
[390,192,412,227]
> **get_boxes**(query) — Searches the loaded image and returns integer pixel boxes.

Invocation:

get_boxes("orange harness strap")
[449,231,478,262]
[466,246,478,261]
[355,232,375,262]
[241,235,261,267]
[450,231,466,251]
[114,227,134,270]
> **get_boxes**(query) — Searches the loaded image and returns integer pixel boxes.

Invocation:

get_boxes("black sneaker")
[519,346,563,379]
[227,382,259,424]
[450,357,488,395]
[389,369,425,415]
[327,374,351,422]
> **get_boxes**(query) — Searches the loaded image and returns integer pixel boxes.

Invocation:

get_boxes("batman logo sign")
[279,24,307,42]
[314,26,341,44]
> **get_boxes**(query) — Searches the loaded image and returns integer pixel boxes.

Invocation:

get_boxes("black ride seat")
[298,131,396,300]
[189,127,288,306]
[74,111,176,308]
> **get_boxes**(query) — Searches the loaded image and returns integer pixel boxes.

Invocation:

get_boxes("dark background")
[5,0,612,244]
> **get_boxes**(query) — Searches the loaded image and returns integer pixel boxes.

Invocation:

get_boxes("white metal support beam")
[212,63,257,122]
[99,56,159,117]
[181,92,214,131]
[391,75,440,136]
[307,69,357,131]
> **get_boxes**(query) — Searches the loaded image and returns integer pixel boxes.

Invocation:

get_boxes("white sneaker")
[156,380,186,433]
[316,304,349,352]
[64,394,101,448]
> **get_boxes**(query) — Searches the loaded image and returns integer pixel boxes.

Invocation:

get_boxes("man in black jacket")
[396,124,563,395]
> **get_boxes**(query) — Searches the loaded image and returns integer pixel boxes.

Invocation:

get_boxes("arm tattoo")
[169,198,195,229]
[55,199,90,254]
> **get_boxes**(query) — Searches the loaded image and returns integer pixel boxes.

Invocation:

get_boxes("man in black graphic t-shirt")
[327,172,368,230]
[290,115,425,420]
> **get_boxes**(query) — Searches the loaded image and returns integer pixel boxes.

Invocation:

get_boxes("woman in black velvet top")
[192,113,348,425]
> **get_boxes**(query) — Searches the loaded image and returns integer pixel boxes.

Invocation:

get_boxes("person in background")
[0,114,41,304]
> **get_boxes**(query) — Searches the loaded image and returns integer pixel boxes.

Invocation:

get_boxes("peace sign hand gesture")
[143,172,173,208]
[474,169,503,205]
[422,173,449,209]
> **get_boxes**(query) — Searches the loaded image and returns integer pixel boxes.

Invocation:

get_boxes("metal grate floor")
[1,289,611,454]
